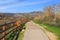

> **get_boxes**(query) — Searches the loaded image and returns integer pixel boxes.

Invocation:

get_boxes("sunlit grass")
[18,30,25,40]
[33,20,60,40]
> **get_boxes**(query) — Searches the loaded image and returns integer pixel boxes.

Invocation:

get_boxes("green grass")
[5,29,16,40]
[18,23,26,40]
[33,20,60,40]
[18,30,25,40]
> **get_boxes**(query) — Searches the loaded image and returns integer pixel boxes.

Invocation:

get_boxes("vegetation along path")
[23,21,49,40]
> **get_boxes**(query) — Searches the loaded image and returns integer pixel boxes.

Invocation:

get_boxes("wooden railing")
[0,20,25,40]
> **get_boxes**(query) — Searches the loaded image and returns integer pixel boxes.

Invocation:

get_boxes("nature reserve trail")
[23,21,49,40]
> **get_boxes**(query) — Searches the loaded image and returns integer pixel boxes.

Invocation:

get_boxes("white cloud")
[0,0,16,4]
[0,0,51,10]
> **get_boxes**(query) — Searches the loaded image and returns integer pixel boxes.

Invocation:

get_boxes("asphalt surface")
[23,21,49,40]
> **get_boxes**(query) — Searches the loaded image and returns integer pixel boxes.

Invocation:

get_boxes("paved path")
[23,21,49,40]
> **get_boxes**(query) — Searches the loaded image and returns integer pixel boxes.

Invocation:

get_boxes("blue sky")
[0,0,60,13]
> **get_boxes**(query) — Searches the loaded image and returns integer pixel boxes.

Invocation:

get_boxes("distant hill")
[0,11,43,20]
[0,13,15,17]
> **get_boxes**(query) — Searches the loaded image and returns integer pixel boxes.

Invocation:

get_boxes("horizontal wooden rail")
[0,20,25,40]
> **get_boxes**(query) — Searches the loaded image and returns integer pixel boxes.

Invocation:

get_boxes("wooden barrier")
[0,15,29,40]
[0,20,24,40]
[2,25,6,40]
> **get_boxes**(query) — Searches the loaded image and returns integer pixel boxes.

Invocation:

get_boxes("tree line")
[33,4,60,26]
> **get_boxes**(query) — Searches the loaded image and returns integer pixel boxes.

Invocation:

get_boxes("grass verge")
[33,20,60,40]
[18,30,25,40]
[18,23,26,40]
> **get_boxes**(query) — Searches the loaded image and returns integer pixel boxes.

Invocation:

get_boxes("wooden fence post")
[2,25,6,40]
[11,22,14,30]
[15,20,21,40]
[11,22,14,27]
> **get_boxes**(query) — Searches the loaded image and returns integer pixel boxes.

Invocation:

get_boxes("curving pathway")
[23,21,49,40]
